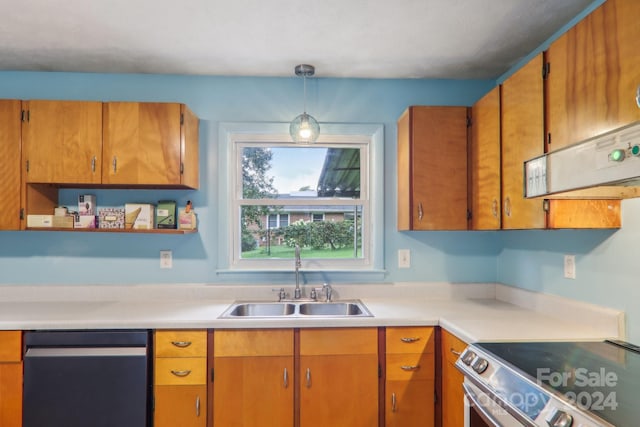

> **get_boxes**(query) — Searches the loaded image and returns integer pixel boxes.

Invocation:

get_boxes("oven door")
[463,380,533,427]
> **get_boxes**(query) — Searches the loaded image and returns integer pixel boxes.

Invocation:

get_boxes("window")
[219,123,384,272]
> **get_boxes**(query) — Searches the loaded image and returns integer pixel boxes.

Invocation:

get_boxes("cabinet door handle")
[504,197,511,217]
[417,202,424,221]
[171,369,192,377]
[195,395,201,417]
[391,392,397,412]
[450,348,462,356]
[400,365,420,371]
[171,341,192,348]
[400,337,420,343]
[91,156,96,173]
[491,199,498,218]
[112,156,117,173]
[283,367,289,388]
[305,368,311,388]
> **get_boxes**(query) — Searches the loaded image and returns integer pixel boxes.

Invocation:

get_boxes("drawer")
[155,330,207,358]
[441,329,468,366]
[0,331,22,362]
[155,357,207,385]
[300,328,378,356]
[386,327,434,354]
[386,352,435,381]
[214,329,293,357]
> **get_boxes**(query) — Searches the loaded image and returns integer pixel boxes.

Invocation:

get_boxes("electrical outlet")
[160,250,172,269]
[564,254,575,279]
[398,249,411,268]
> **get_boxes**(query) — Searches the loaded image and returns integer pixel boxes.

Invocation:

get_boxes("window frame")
[218,122,384,273]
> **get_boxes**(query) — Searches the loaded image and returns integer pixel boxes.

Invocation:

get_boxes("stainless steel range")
[456,340,640,427]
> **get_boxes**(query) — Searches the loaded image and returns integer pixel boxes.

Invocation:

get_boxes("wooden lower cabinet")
[155,385,206,427]
[154,329,208,427]
[299,328,379,427]
[385,326,435,427]
[0,331,22,427]
[440,329,468,427]
[213,329,294,427]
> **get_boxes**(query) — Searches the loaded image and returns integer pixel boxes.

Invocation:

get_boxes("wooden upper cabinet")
[501,54,546,230]
[546,0,640,150]
[0,100,22,231]
[22,100,102,184]
[102,102,199,188]
[469,86,501,230]
[398,106,469,231]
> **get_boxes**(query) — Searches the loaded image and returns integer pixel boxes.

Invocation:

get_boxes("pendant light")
[290,64,320,144]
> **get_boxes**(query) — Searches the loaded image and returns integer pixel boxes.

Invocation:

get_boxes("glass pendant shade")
[290,112,320,144]
[290,64,320,144]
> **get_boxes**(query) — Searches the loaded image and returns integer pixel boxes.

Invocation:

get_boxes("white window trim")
[217,122,384,273]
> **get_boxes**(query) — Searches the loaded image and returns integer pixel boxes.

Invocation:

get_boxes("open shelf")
[25,227,197,234]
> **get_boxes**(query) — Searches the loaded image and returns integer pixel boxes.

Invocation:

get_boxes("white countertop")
[0,282,623,343]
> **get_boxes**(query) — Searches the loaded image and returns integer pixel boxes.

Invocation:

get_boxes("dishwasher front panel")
[23,330,151,427]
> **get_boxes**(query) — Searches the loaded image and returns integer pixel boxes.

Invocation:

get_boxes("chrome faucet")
[294,244,302,299]
[322,282,332,302]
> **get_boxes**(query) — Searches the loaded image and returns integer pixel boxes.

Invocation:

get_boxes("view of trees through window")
[240,146,363,260]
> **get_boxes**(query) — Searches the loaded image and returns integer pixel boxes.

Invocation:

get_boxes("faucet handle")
[310,288,317,300]
[322,283,332,302]
[272,288,287,301]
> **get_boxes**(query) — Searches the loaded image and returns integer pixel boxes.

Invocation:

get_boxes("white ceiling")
[0,0,594,79]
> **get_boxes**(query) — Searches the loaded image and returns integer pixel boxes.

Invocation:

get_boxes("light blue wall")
[0,71,500,285]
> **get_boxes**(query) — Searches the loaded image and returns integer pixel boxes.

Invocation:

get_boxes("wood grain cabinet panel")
[469,86,501,230]
[398,106,469,230]
[155,330,207,358]
[441,329,467,427]
[22,100,102,185]
[0,331,22,427]
[102,102,199,188]
[385,327,435,427]
[0,100,22,231]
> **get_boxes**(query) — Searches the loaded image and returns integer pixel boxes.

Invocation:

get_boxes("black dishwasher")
[23,330,152,427]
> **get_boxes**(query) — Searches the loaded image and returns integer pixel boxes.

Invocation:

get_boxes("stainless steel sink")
[219,300,372,318]
[298,302,371,317]
[224,302,296,317]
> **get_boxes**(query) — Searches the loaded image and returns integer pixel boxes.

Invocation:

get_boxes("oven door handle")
[462,382,503,427]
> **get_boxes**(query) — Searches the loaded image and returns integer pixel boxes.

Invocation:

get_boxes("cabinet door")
[546,0,640,150]
[386,379,434,427]
[0,100,21,230]
[501,54,545,229]
[102,102,182,186]
[398,106,468,230]
[441,330,467,427]
[155,385,206,427]
[22,100,102,184]
[299,328,378,427]
[213,356,294,427]
[0,363,22,427]
[470,87,501,230]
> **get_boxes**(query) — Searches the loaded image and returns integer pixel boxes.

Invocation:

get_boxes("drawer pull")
[400,365,420,371]
[284,367,289,388]
[391,392,397,412]
[450,348,462,356]
[171,369,192,377]
[306,368,312,388]
[171,341,192,348]
[196,395,201,417]
[400,337,420,343]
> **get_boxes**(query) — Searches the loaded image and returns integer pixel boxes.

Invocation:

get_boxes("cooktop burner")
[476,340,640,426]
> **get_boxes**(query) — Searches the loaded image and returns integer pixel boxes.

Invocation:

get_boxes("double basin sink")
[220,300,372,318]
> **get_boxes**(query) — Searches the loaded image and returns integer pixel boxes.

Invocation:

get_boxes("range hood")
[525,121,640,199]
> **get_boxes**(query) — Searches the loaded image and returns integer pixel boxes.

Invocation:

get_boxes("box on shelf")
[78,194,97,216]
[156,200,177,229]
[98,208,125,229]
[178,209,197,230]
[52,215,74,229]
[74,215,97,229]
[27,215,53,228]
[125,204,155,229]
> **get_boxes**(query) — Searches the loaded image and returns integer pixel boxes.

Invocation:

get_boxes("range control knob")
[462,351,476,366]
[610,149,626,162]
[472,358,489,374]
[546,409,573,427]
